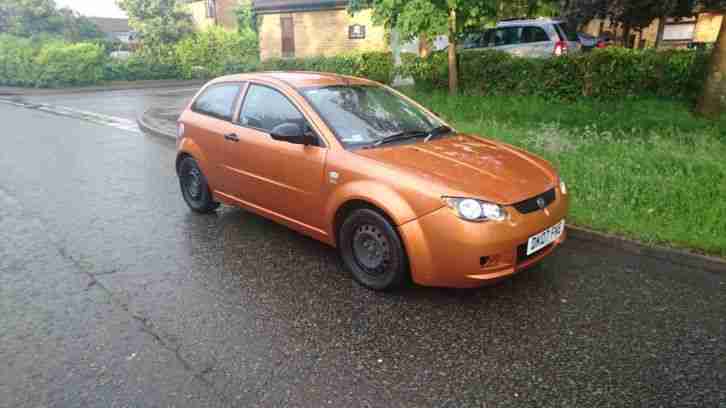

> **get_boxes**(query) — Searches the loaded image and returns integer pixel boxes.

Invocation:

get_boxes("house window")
[206,0,216,19]
[281,17,295,58]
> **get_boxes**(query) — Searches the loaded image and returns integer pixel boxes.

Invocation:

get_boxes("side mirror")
[270,123,316,146]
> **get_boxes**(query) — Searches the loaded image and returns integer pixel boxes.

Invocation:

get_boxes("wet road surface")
[0,90,724,407]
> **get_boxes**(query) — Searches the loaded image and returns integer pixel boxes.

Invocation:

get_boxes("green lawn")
[403,89,726,257]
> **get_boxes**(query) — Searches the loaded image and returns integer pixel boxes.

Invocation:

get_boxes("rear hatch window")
[554,23,578,42]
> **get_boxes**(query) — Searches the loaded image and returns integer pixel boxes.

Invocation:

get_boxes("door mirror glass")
[270,122,315,145]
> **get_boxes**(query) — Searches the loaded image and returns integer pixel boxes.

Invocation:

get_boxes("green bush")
[34,41,107,87]
[259,52,395,83]
[175,27,258,79]
[402,48,710,102]
[0,35,40,86]
[0,35,107,87]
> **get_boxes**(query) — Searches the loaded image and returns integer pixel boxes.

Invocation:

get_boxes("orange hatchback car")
[176,72,568,290]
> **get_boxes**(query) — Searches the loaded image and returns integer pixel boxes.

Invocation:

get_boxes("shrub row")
[401,47,710,101]
[0,31,394,87]
[0,35,106,87]
[0,31,708,103]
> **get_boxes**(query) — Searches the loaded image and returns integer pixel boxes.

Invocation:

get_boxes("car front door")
[222,82,327,232]
[185,82,243,193]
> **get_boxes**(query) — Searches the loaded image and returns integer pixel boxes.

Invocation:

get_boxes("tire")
[178,156,220,214]
[338,208,409,291]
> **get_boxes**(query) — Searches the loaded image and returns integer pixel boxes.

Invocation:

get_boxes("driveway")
[0,87,723,407]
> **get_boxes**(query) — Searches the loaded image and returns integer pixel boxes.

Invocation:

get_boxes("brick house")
[88,17,137,44]
[582,11,723,49]
[252,0,387,60]
[187,0,242,31]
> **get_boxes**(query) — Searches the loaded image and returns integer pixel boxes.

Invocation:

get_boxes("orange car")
[176,72,568,290]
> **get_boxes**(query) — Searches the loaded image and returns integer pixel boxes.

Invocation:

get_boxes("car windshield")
[301,85,446,148]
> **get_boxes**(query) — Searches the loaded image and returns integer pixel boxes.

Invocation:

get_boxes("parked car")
[596,33,614,48]
[460,18,581,57]
[577,32,598,51]
[176,72,569,290]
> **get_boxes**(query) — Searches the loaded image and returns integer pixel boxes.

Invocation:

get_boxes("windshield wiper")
[424,125,453,143]
[372,130,428,147]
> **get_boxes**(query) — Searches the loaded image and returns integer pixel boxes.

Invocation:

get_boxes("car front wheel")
[178,156,219,214]
[339,208,409,291]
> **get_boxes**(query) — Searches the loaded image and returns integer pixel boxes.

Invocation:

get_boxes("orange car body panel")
[177,72,569,288]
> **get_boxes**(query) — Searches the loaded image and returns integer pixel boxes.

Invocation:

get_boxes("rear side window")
[192,84,240,121]
[555,23,578,42]
[239,84,306,132]
[522,26,550,43]
[494,27,523,46]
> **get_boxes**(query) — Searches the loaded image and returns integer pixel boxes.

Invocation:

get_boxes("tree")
[0,0,104,41]
[116,0,193,45]
[350,0,497,94]
[0,0,64,37]
[695,8,726,118]
[57,8,105,42]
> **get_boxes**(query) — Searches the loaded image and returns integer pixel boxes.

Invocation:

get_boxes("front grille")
[517,242,553,263]
[512,188,556,214]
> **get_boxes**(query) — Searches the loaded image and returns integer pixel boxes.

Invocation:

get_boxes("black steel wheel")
[339,208,409,291]
[178,156,219,213]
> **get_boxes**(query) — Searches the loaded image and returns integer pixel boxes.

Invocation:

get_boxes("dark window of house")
[522,26,550,43]
[206,0,216,19]
[192,84,240,121]
[281,17,295,58]
[239,84,306,132]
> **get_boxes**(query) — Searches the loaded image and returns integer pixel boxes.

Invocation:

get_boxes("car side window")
[239,84,307,132]
[192,84,240,121]
[522,26,549,43]
[495,27,523,46]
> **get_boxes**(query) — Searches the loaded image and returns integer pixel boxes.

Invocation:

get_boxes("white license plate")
[526,220,565,256]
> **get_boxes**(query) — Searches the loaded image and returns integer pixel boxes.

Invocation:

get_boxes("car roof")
[209,71,379,89]
[496,18,562,27]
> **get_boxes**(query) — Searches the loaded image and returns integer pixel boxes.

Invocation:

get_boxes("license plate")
[526,220,565,256]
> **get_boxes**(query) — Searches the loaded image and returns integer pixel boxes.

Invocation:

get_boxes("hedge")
[400,47,710,101]
[175,27,258,79]
[0,31,709,103]
[256,52,395,84]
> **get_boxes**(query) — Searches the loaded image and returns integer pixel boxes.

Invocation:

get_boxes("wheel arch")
[325,181,419,247]
[175,138,215,190]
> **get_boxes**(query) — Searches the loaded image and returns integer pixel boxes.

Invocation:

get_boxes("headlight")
[443,197,507,222]
[560,179,567,195]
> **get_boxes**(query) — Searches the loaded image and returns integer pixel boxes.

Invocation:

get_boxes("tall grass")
[405,89,726,256]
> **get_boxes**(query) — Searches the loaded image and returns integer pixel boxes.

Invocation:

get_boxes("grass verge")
[403,89,726,257]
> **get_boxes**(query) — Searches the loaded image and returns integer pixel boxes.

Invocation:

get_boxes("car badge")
[536,197,546,209]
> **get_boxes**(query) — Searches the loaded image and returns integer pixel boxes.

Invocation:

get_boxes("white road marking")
[0,99,140,133]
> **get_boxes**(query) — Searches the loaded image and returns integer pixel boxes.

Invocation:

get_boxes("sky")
[55,0,128,18]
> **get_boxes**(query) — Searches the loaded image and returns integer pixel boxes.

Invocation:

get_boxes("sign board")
[663,23,695,41]
[349,24,366,40]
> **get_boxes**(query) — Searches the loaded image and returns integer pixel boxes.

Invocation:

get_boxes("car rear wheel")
[178,156,219,213]
[339,208,409,291]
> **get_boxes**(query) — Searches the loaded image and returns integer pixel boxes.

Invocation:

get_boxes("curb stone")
[139,108,726,275]
[137,109,177,141]
[0,80,205,97]
[567,226,726,274]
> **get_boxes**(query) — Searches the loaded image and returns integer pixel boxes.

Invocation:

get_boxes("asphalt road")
[0,89,724,407]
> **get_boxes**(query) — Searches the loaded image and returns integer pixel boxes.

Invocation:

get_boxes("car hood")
[355,134,556,205]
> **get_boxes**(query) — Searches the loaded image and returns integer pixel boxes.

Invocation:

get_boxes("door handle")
[224,133,239,142]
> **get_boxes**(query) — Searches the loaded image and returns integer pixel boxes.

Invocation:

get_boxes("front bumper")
[399,191,568,288]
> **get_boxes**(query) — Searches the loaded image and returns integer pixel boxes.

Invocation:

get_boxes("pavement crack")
[48,241,231,405]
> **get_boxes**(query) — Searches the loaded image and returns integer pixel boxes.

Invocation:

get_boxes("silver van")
[461,18,582,58]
